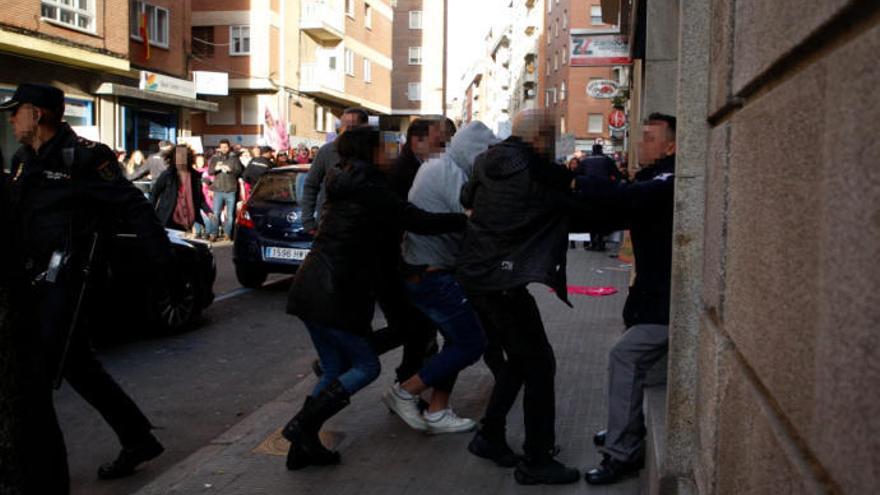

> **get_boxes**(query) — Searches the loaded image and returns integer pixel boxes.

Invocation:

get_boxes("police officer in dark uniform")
[2,83,171,482]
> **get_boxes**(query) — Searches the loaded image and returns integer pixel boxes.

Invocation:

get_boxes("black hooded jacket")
[286,159,466,335]
[456,136,574,304]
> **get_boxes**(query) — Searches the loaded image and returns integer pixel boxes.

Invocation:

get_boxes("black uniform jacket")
[286,159,466,336]
[242,156,273,186]
[5,123,171,285]
[577,153,623,182]
[456,136,574,305]
[572,155,676,327]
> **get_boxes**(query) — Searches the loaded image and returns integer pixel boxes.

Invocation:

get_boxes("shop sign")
[587,79,620,99]
[608,109,627,130]
[140,71,196,99]
[194,71,229,95]
[571,34,631,66]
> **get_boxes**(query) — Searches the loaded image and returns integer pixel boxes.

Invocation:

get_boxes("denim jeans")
[211,191,236,237]
[303,320,381,396]
[404,272,486,388]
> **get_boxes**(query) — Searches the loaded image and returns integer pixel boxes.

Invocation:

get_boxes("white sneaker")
[423,409,477,435]
[382,385,427,431]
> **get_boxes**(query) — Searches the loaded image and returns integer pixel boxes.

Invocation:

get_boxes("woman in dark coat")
[151,146,212,233]
[282,126,466,470]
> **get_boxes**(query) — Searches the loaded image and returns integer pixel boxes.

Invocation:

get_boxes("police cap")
[0,83,65,114]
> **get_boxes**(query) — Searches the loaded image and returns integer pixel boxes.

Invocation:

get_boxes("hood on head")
[447,121,499,175]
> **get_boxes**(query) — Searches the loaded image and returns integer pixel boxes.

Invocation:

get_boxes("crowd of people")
[283,107,678,486]
[115,139,322,242]
[1,81,678,492]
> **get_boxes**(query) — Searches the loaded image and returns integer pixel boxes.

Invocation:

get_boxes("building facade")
[508,0,544,118]
[0,0,216,166]
[595,1,880,494]
[542,0,620,153]
[389,0,446,132]
[189,0,393,151]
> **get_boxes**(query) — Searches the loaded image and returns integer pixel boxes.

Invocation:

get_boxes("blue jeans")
[303,320,381,396]
[405,272,486,388]
[211,191,236,237]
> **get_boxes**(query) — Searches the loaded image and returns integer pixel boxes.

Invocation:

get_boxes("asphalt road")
[57,244,307,495]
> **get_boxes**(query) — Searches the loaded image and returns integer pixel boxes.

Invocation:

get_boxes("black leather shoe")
[97,435,164,480]
[514,454,580,485]
[584,454,644,485]
[593,430,606,447]
[467,431,522,467]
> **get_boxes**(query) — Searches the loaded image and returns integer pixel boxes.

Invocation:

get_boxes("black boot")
[467,428,522,467]
[97,433,164,480]
[514,449,580,485]
[283,380,350,470]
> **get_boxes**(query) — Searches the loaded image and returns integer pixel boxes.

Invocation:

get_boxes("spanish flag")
[139,12,151,61]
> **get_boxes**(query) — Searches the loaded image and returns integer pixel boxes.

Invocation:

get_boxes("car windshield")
[251,173,301,204]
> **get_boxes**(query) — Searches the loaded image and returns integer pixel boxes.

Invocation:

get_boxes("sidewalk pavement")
[132,248,641,495]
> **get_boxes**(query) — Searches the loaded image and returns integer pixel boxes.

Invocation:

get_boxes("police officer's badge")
[96,161,119,182]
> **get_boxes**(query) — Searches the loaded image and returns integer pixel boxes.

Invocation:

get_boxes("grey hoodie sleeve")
[301,143,331,231]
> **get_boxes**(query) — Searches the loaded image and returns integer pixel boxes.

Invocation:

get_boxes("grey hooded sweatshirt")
[403,121,499,269]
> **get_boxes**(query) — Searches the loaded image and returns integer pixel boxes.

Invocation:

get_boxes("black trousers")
[4,288,69,495]
[468,286,557,457]
[35,283,154,448]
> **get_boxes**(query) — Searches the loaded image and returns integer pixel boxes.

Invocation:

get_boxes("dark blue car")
[233,165,313,288]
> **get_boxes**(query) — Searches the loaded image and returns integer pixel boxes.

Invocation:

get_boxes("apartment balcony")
[299,62,346,101]
[300,1,344,42]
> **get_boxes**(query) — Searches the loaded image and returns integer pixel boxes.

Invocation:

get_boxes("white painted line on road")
[213,275,294,302]
[215,287,252,302]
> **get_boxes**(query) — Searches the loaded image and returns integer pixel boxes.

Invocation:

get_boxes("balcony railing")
[299,62,344,95]
[300,1,344,41]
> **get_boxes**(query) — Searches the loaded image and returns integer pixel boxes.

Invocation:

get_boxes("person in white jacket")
[382,122,502,437]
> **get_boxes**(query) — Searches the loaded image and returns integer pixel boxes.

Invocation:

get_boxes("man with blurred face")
[573,113,677,485]
[457,109,581,485]
[300,107,369,234]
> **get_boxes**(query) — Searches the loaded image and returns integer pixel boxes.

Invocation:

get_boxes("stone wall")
[679,1,880,493]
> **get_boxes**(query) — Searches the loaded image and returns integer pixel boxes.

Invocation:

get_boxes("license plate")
[264,247,309,261]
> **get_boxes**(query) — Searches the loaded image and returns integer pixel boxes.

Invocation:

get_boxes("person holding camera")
[207,139,243,241]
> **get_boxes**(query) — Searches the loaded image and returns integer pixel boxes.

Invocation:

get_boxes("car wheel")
[155,272,200,334]
[236,264,268,289]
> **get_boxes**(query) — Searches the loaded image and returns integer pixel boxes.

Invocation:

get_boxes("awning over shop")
[94,83,218,112]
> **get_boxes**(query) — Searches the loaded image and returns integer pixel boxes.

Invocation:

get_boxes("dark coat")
[572,155,676,327]
[286,160,466,335]
[577,153,622,182]
[151,168,211,228]
[456,136,575,304]
[386,147,422,200]
[128,152,169,182]
[242,156,273,186]
[208,152,243,193]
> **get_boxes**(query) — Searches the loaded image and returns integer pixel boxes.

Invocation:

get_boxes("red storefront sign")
[608,109,626,130]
